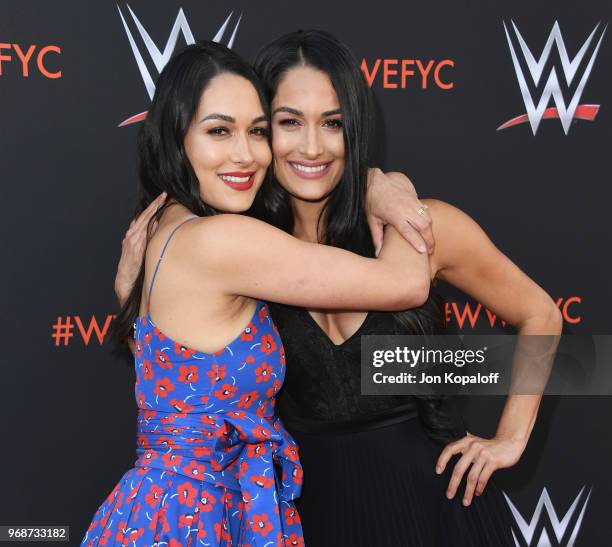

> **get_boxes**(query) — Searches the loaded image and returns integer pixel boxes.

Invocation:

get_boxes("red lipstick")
[218,171,256,191]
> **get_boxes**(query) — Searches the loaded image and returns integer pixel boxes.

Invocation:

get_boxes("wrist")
[495,431,529,448]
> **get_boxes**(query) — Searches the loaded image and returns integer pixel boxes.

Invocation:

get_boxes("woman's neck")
[291,197,327,243]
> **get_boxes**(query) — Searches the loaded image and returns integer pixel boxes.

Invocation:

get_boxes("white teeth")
[220,175,251,183]
[290,162,328,173]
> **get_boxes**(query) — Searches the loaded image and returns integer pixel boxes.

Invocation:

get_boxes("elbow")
[394,274,431,310]
[519,299,563,335]
[540,299,563,335]
[548,304,563,335]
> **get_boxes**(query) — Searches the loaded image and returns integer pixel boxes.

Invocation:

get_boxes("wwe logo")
[499,20,606,135]
[117,3,242,127]
[503,486,592,547]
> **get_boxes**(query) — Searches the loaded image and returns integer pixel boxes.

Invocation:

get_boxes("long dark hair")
[253,30,460,445]
[252,29,373,253]
[111,40,270,346]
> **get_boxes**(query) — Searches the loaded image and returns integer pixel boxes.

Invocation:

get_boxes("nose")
[229,132,255,166]
[298,125,323,158]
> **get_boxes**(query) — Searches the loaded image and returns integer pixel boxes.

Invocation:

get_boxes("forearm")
[495,305,562,444]
[495,394,540,444]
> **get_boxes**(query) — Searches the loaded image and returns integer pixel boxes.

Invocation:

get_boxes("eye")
[250,126,270,137]
[207,127,230,136]
[278,118,301,127]
[323,119,343,129]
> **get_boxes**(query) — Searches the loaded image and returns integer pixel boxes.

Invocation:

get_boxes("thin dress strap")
[146,215,198,313]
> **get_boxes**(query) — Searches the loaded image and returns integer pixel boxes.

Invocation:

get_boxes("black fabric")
[291,416,515,547]
[269,285,455,435]
[269,303,421,431]
[268,289,515,546]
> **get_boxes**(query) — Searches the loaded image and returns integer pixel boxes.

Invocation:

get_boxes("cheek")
[272,132,295,159]
[186,135,226,170]
[328,133,345,160]
[254,140,272,167]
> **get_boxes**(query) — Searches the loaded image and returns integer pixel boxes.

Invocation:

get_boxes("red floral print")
[252,513,273,537]
[283,444,299,462]
[237,390,259,409]
[284,507,301,526]
[183,460,206,479]
[162,452,182,468]
[260,334,277,355]
[214,383,237,400]
[253,425,271,441]
[240,322,258,341]
[145,484,164,509]
[178,364,199,384]
[255,361,273,383]
[174,342,195,359]
[251,475,275,489]
[206,364,227,384]
[153,377,175,398]
[176,481,197,507]
[154,349,173,370]
[266,379,282,398]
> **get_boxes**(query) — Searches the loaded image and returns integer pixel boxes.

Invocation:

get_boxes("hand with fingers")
[115,192,167,306]
[435,431,527,507]
[365,168,435,257]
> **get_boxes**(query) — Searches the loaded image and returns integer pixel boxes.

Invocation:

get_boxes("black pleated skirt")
[291,416,515,547]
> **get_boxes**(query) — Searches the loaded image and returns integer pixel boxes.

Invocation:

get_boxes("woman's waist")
[280,401,419,435]
[136,408,284,444]
[134,408,302,499]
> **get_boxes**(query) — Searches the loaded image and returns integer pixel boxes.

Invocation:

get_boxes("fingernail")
[463,498,469,506]
[435,466,442,474]
[446,491,452,499]
[418,244,426,253]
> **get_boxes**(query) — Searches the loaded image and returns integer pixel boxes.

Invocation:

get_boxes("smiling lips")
[218,171,256,191]
[289,160,333,180]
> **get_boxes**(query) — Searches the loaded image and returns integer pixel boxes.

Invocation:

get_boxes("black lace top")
[268,287,446,434]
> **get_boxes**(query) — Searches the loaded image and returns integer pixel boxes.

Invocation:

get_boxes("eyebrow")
[272,106,342,117]
[199,113,268,124]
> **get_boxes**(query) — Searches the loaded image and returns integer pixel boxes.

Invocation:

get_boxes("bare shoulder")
[421,198,486,236]
[192,213,267,232]
[421,198,469,224]
[190,214,274,246]
[186,214,290,268]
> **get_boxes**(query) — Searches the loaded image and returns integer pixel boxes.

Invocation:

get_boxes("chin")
[284,183,335,203]
[220,198,256,213]
[203,193,256,214]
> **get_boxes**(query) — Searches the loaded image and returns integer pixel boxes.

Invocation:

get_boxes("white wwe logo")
[117,3,242,126]
[503,486,592,547]
[499,20,606,135]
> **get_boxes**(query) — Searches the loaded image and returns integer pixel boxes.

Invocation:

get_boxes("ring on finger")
[416,204,429,216]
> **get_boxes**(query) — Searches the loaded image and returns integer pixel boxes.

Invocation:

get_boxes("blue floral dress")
[81,217,304,547]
